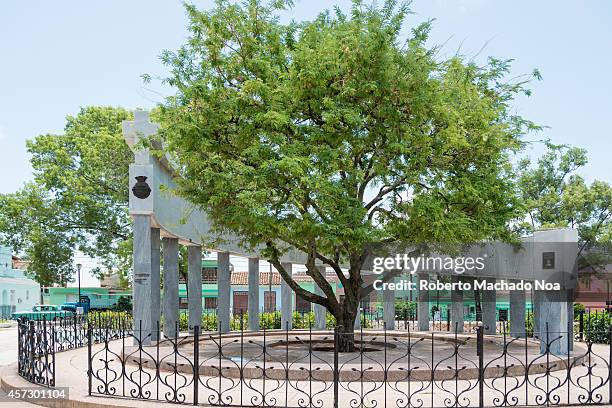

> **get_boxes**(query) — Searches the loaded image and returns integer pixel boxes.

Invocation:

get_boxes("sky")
[1,0,611,285]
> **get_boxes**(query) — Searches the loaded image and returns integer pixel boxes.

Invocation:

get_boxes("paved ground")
[0,325,36,406]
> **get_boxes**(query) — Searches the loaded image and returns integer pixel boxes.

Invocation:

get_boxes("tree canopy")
[155,0,538,333]
[517,143,611,257]
[0,106,133,286]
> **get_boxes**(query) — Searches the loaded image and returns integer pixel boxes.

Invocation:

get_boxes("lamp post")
[76,263,82,301]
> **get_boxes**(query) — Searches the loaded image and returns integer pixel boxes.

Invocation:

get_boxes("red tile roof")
[230,271,338,285]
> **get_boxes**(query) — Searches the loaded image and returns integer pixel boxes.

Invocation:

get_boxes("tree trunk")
[335,295,359,352]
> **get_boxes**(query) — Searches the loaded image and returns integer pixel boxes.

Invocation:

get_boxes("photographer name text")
[373,279,560,291]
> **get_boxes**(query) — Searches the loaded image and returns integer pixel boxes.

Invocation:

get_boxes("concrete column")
[187,246,202,332]
[509,281,526,338]
[150,228,161,341]
[539,290,570,355]
[482,279,497,335]
[248,257,260,331]
[280,262,293,330]
[532,290,541,338]
[567,289,574,351]
[132,215,152,345]
[162,237,179,339]
[354,308,362,330]
[217,251,231,333]
[383,286,395,330]
[451,275,464,333]
[313,265,327,329]
[417,273,429,331]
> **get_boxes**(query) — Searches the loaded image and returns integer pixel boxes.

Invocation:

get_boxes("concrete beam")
[217,251,231,333]
[482,279,497,335]
[313,265,327,329]
[280,262,293,330]
[162,237,179,339]
[509,281,526,338]
[150,228,161,341]
[132,215,152,345]
[187,246,202,333]
[417,273,429,331]
[539,290,570,355]
[383,286,395,330]
[451,275,464,333]
[248,257,260,331]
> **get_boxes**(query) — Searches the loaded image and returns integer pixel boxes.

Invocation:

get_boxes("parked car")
[12,304,74,320]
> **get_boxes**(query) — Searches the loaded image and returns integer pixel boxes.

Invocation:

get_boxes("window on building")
[295,294,311,313]
[202,268,217,283]
[204,297,218,310]
[264,291,276,313]
[26,290,29,300]
[233,291,248,315]
[179,297,188,309]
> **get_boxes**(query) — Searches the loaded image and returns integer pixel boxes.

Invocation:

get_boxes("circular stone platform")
[124,330,587,382]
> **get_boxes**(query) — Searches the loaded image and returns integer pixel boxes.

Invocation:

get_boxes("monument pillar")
[383,286,395,330]
[482,278,497,335]
[451,275,464,333]
[132,215,152,344]
[187,246,202,332]
[150,228,161,341]
[313,265,327,329]
[280,262,293,330]
[248,257,260,331]
[417,273,429,331]
[539,290,570,355]
[509,282,526,337]
[217,251,231,333]
[162,237,179,339]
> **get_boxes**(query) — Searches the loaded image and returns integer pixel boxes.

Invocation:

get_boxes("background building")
[0,246,40,319]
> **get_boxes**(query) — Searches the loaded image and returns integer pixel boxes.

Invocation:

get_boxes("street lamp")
[76,263,82,302]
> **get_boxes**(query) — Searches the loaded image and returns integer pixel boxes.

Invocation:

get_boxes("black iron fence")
[85,319,611,408]
[16,313,132,387]
[15,313,612,407]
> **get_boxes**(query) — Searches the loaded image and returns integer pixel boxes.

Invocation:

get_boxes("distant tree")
[154,0,536,350]
[517,144,612,258]
[0,106,133,286]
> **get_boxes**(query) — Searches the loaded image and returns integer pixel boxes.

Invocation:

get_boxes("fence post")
[579,311,584,341]
[193,325,199,406]
[608,325,611,405]
[87,324,92,395]
[333,325,340,408]
[28,320,35,382]
[476,325,484,408]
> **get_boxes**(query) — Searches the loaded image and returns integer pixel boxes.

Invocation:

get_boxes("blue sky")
[1,0,611,197]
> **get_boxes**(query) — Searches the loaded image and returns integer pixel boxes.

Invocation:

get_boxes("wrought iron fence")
[16,313,132,387]
[85,319,611,408]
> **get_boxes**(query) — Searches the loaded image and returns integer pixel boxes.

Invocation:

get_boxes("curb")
[0,363,155,408]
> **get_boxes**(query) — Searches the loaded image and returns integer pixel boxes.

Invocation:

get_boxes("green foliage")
[293,311,314,329]
[87,310,131,330]
[574,303,586,315]
[395,300,416,320]
[517,144,611,253]
[582,311,611,344]
[114,296,132,312]
[0,107,133,286]
[153,0,535,330]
